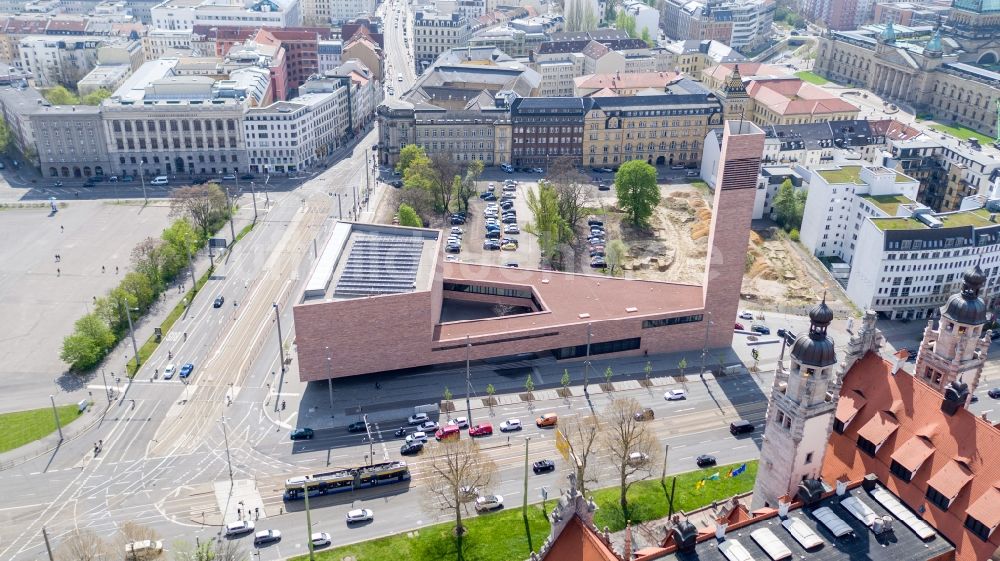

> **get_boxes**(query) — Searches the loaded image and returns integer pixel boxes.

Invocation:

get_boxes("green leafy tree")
[397,203,423,227]
[604,366,614,386]
[443,386,453,401]
[561,369,571,389]
[614,160,660,227]
[119,271,157,312]
[0,116,10,154]
[43,85,79,105]
[525,375,535,394]
[640,27,654,47]
[615,11,636,36]
[396,144,426,175]
[81,88,111,106]
[605,239,627,276]
[457,160,484,213]
[170,184,229,239]
[773,179,807,230]
[678,357,687,377]
[486,383,496,406]
[61,314,115,371]
[644,360,653,383]
[525,181,572,269]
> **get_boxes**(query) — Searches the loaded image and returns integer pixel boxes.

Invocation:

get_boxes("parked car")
[504,224,520,234]
[535,413,558,427]
[475,495,504,512]
[751,324,771,335]
[445,243,461,254]
[224,520,255,536]
[290,427,316,441]
[408,413,429,425]
[469,423,493,437]
[499,419,522,432]
[311,533,332,547]
[989,388,1000,399]
[400,441,424,455]
[696,454,717,467]
[598,183,611,191]
[670,165,685,170]
[448,417,469,429]
[634,408,654,421]
[739,311,753,320]
[664,389,687,401]
[179,363,195,379]
[124,540,163,560]
[450,216,466,225]
[435,424,460,440]
[532,459,556,474]
[214,295,225,308]
[163,364,176,379]
[253,530,281,546]
[348,421,367,433]
[346,508,374,524]
[590,257,607,268]
[502,215,518,224]
[483,240,501,250]
[240,174,255,181]
[734,322,744,330]
[450,227,464,236]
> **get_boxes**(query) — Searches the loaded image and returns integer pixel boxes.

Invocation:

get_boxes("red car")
[469,423,493,437]
[734,322,744,330]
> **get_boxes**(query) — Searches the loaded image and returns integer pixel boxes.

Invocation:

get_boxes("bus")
[283,461,410,500]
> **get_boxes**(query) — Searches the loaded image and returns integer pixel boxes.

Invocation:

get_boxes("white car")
[224,520,255,536]
[448,417,469,429]
[162,364,176,379]
[499,419,522,432]
[664,389,688,401]
[408,413,429,425]
[450,227,464,235]
[739,311,753,320]
[311,532,332,547]
[475,495,504,512]
[346,508,374,523]
[406,431,428,443]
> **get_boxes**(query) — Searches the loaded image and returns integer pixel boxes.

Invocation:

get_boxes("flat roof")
[871,207,995,231]
[651,484,953,561]
[303,222,439,301]
[435,263,704,341]
[860,194,915,215]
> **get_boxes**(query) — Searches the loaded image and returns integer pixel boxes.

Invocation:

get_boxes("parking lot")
[446,178,541,269]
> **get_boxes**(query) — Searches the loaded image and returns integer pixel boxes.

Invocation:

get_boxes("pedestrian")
[255,507,259,520]
[237,507,242,518]
[57,268,60,276]
[60,225,64,233]
[102,265,105,273]
[115,266,119,274]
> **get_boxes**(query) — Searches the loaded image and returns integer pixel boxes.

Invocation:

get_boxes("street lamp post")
[223,182,236,244]
[139,160,147,203]
[219,416,233,484]
[49,395,62,441]
[465,335,472,423]
[326,349,334,414]
[584,323,592,392]
[274,303,286,372]
[121,301,140,368]
[700,311,713,377]
[249,181,258,223]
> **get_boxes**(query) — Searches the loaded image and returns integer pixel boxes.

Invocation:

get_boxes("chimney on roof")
[835,480,847,496]
[672,519,698,552]
[714,522,727,540]
[777,499,790,518]
[941,380,970,415]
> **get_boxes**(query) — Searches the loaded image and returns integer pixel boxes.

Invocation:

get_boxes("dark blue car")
[179,363,194,378]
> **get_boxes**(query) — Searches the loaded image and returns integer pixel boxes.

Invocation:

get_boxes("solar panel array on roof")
[334,234,423,297]
[870,485,936,540]
[812,506,854,537]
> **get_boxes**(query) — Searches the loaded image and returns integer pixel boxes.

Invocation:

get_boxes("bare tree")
[424,438,498,556]
[558,414,602,496]
[602,397,660,518]
[605,239,627,276]
[430,153,461,218]
[172,537,247,561]
[456,160,484,213]
[55,529,110,561]
[131,237,168,287]
[548,156,589,230]
[169,184,228,238]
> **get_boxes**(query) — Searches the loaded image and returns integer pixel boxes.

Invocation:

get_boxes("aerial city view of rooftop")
[2,0,1000,559]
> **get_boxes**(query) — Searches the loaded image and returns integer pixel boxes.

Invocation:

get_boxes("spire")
[789,294,837,367]
[723,64,746,94]
[880,21,896,44]
[941,264,988,325]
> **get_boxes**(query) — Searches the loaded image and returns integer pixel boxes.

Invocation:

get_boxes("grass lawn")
[295,461,757,561]
[930,123,994,145]
[302,505,551,561]
[794,71,828,85]
[0,405,84,453]
[592,460,757,531]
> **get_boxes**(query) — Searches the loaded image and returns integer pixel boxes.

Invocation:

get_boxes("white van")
[150,176,169,185]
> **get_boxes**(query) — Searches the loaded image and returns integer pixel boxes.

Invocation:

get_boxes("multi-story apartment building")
[145,29,195,58]
[528,36,652,96]
[656,39,744,74]
[151,0,302,30]
[244,88,347,173]
[317,39,341,73]
[885,136,1000,212]
[510,97,588,168]
[222,31,286,103]
[845,196,1000,319]
[799,164,920,266]
[302,0,373,25]
[0,85,42,158]
[18,35,141,87]
[342,32,381,81]
[413,9,474,71]
[32,104,112,179]
[101,63,252,178]
[467,26,547,58]
[662,0,773,51]
[582,78,723,169]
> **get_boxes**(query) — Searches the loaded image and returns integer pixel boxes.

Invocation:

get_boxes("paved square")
[0,199,175,411]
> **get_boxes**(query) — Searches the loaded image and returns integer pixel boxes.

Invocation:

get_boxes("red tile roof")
[835,391,866,425]
[856,410,899,447]
[890,435,935,473]
[926,460,974,501]
[542,516,620,561]
[746,78,859,117]
[822,352,1000,561]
